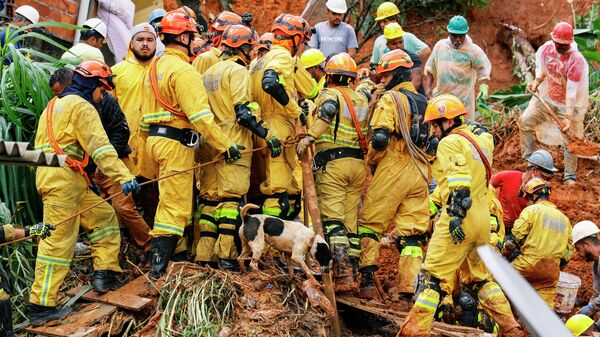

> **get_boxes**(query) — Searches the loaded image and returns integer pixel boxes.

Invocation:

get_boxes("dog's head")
[311,234,332,268]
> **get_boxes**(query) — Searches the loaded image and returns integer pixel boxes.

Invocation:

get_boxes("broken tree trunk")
[296,122,342,337]
[503,23,536,83]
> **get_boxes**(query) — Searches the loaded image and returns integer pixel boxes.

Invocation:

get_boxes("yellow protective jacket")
[0,224,15,243]
[488,185,505,249]
[193,47,222,75]
[141,48,233,153]
[308,86,369,152]
[35,95,133,184]
[202,55,269,148]
[250,45,318,121]
[512,200,573,263]
[112,55,151,177]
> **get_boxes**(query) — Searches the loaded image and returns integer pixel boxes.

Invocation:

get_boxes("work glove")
[526,78,541,93]
[579,305,593,317]
[27,223,56,239]
[298,99,309,126]
[561,117,572,132]
[296,135,315,160]
[476,83,489,101]
[121,178,140,196]
[223,145,244,163]
[436,304,456,324]
[267,137,282,158]
[449,217,466,244]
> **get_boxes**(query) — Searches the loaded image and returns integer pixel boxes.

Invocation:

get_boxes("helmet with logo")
[375,2,400,21]
[376,49,413,75]
[74,60,115,90]
[272,14,313,41]
[424,94,467,123]
[520,177,551,199]
[325,52,357,78]
[551,22,574,44]
[159,10,198,35]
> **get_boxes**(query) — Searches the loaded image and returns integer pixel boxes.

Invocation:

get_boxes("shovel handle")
[529,91,576,140]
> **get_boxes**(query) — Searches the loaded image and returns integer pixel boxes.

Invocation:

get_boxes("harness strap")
[149,57,189,122]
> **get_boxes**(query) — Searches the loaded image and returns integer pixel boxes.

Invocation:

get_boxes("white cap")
[15,5,40,24]
[573,220,600,245]
[131,23,156,39]
[326,0,348,14]
[83,18,108,39]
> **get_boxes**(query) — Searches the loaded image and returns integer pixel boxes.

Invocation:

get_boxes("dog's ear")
[314,242,332,268]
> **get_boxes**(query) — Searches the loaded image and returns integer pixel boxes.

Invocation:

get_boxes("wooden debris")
[66,286,152,311]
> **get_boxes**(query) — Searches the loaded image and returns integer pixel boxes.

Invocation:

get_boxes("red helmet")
[74,60,115,90]
[551,22,574,44]
[272,14,313,41]
[159,10,198,35]
[211,11,243,33]
[221,24,255,48]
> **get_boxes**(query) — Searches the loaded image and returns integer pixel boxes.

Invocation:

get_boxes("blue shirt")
[308,21,359,58]
[0,27,22,65]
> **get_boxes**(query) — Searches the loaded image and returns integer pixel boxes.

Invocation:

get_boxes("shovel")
[530,91,599,157]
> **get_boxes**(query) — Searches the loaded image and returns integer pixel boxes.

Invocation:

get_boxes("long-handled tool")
[530,91,599,156]
[0,145,271,248]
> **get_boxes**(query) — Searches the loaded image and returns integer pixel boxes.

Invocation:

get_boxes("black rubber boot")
[27,303,72,326]
[149,236,179,280]
[93,270,123,293]
[218,259,240,272]
[0,300,16,337]
[357,266,378,299]
[350,257,359,280]
[332,244,353,278]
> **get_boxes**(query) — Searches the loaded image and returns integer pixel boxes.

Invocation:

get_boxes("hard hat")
[375,2,400,21]
[175,6,197,19]
[527,149,558,173]
[211,11,243,33]
[383,22,404,40]
[326,0,348,14]
[520,177,551,198]
[15,5,39,25]
[149,8,167,24]
[256,32,273,52]
[159,10,198,35]
[573,220,600,245]
[447,15,469,35]
[83,18,108,39]
[424,94,467,123]
[566,314,595,336]
[551,22,574,44]
[221,24,255,48]
[325,52,357,78]
[300,48,326,69]
[74,60,115,90]
[376,49,413,75]
[272,14,313,41]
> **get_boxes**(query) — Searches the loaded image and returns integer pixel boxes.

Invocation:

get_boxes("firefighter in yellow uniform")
[300,48,327,91]
[398,94,523,337]
[507,177,573,308]
[201,24,283,269]
[249,32,273,71]
[250,14,318,219]
[192,11,243,74]
[29,61,140,323]
[142,10,240,279]
[297,53,369,290]
[357,50,431,299]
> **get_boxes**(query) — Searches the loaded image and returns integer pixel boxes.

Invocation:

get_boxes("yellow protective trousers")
[315,156,366,259]
[146,136,194,238]
[30,167,122,307]
[193,201,219,262]
[512,257,560,308]
[358,145,429,293]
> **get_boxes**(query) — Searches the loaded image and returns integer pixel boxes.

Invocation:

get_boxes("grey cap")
[527,150,558,173]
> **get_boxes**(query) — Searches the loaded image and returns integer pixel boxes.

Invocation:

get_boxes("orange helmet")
[174,6,197,19]
[256,32,273,52]
[221,24,255,48]
[159,10,198,35]
[424,94,467,123]
[211,11,243,33]
[191,37,209,62]
[325,52,358,78]
[272,14,313,41]
[74,60,115,90]
[376,49,413,75]
[520,177,551,199]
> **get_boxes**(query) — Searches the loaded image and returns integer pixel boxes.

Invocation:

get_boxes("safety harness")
[334,87,368,155]
[45,97,91,184]
[149,56,189,122]
[451,130,492,184]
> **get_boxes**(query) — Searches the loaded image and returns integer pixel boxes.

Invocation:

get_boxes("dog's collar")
[307,234,316,249]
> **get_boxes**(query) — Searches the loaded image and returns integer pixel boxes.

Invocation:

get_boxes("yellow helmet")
[300,48,326,69]
[566,314,594,336]
[375,2,400,21]
[424,94,467,123]
[520,177,551,198]
[325,52,358,78]
[384,22,404,40]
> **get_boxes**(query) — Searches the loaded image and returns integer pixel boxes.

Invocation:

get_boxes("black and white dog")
[237,203,331,281]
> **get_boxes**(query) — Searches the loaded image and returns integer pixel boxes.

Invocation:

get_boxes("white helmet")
[573,220,600,245]
[15,5,40,25]
[326,0,348,14]
[83,18,107,39]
